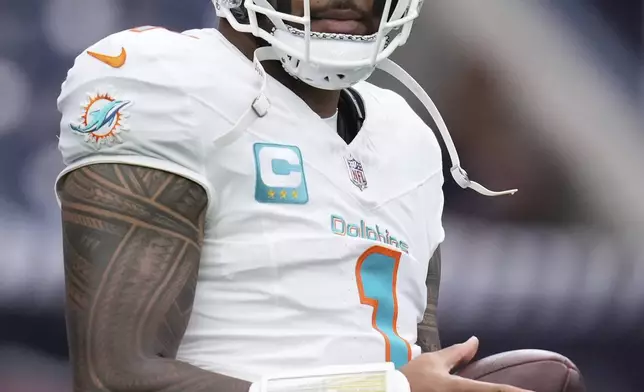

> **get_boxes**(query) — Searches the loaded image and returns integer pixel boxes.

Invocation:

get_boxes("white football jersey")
[57,27,445,381]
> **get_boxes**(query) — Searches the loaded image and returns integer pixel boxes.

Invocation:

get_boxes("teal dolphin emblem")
[71,100,131,134]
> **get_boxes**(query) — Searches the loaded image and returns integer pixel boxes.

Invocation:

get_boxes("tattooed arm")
[58,163,251,392]
[417,246,442,353]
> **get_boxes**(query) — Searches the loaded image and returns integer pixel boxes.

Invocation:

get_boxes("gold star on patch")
[267,189,276,199]
[280,190,287,199]
[291,190,298,199]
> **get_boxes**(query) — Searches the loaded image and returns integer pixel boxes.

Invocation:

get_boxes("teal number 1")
[355,245,411,368]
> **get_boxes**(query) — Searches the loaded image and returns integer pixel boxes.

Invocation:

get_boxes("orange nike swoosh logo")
[87,47,127,68]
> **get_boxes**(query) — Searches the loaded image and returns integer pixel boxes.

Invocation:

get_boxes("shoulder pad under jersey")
[56,27,219,207]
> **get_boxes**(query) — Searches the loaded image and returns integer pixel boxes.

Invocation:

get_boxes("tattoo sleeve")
[58,163,251,392]
[417,246,441,353]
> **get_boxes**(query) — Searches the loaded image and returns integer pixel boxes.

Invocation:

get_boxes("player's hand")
[399,337,533,392]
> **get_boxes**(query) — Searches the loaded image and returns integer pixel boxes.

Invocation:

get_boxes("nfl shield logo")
[344,156,368,191]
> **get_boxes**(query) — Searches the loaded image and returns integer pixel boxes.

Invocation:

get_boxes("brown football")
[457,350,586,392]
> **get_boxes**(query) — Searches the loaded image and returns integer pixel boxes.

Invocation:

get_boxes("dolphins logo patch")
[70,90,132,148]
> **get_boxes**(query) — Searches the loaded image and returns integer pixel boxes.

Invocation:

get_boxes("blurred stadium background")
[0,0,642,391]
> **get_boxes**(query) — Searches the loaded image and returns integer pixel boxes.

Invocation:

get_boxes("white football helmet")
[213,0,422,90]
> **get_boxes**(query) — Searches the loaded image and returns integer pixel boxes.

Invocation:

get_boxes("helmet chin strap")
[224,46,517,197]
[377,59,518,197]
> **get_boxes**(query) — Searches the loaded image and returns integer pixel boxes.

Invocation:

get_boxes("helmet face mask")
[214,0,422,89]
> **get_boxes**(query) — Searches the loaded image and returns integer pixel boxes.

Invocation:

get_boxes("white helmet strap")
[377,60,518,197]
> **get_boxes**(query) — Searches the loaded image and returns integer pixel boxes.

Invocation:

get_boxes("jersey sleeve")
[56,28,215,206]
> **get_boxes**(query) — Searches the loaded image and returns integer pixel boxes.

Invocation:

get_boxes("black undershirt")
[337,87,365,145]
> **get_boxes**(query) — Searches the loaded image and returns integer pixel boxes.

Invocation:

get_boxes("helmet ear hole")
[337,74,346,80]
[229,5,250,23]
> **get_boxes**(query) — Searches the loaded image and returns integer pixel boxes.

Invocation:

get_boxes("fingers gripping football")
[400,337,532,392]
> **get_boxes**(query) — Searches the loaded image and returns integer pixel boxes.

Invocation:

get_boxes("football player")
[55,0,520,391]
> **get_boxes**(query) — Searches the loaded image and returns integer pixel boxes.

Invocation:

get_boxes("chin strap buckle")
[450,166,518,197]
[252,94,270,117]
